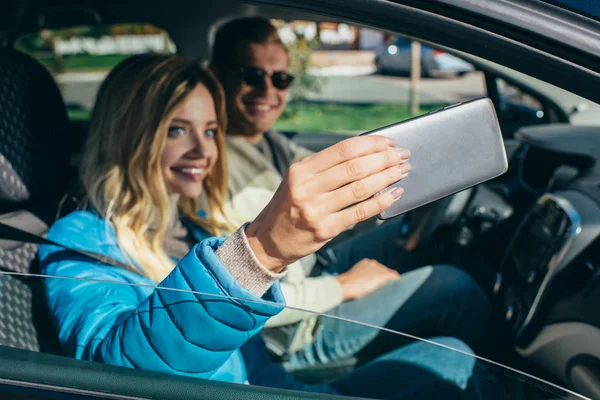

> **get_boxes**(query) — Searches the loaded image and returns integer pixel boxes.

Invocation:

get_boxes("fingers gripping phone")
[362,97,508,220]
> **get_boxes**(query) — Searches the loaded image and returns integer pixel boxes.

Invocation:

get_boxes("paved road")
[55,72,106,110]
[56,70,487,110]
[306,72,486,105]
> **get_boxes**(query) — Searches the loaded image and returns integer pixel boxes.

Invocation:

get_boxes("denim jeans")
[243,333,486,399]
[330,336,484,400]
[285,219,492,369]
[244,220,493,398]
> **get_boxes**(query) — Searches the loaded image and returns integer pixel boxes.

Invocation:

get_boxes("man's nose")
[257,74,275,92]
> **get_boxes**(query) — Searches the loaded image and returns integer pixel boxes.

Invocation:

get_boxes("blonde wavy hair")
[80,54,236,282]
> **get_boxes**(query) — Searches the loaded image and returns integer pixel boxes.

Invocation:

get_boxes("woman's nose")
[187,131,205,158]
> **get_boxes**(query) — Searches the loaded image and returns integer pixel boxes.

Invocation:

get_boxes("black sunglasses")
[233,65,295,90]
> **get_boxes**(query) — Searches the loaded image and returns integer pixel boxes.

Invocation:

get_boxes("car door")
[2,0,600,399]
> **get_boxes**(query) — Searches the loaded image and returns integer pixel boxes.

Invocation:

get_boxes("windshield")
[541,0,600,21]
[0,271,589,399]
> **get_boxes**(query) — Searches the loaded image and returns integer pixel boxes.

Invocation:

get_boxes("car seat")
[0,46,78,354]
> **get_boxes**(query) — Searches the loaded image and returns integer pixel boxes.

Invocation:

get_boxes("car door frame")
[1,0,600,398]
[250,0,600,104]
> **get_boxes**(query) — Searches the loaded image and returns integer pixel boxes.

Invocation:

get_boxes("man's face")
[224,42,290,138]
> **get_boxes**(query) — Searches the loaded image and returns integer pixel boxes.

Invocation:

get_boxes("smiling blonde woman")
[39,53,484,399]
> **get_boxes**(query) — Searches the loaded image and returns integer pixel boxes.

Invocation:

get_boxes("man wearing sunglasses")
[209,16,492,374]
[210,17,309,181]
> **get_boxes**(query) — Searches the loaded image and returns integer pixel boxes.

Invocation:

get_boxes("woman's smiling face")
[160,83,219,198]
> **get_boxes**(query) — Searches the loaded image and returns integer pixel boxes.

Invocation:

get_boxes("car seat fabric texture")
[0,48,77,352]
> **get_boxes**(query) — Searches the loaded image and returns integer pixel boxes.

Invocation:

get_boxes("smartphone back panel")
[362,97,508,219]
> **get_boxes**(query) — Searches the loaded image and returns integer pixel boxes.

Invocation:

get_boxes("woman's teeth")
[255,104,270,111]
[175,168,204,175]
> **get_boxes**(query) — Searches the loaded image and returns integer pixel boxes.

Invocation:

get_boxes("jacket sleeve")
[40,236,285,379]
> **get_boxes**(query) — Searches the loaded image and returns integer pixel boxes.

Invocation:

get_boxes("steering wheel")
[402,188,475,251]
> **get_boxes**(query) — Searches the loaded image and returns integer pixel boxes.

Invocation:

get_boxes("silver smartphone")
[362,97,508,220]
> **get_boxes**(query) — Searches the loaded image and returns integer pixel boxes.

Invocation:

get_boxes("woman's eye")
[168,126,186,137]
[205,129,217,139]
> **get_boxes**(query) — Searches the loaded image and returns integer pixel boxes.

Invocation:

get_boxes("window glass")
[14,24,176,120]
[497,78,544,113]
[272,20,486,135]
[0,273,586,399]
[541,0,600,21]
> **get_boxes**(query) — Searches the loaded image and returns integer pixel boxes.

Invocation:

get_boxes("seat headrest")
[0,48,76,204]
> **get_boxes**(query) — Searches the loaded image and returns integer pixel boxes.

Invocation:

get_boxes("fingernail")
[397,148,411,159]
[399,162,412,174]
[386,138,397,147]
[390,187,404,199]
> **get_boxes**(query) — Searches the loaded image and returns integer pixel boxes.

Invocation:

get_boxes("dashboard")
[370,122,600,396]
[497,193,584,341]
[489,124,600,397]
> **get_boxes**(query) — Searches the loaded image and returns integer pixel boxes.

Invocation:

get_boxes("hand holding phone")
[361,97,508,219]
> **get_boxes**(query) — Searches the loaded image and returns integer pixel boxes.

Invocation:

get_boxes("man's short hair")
[210,17,287,73]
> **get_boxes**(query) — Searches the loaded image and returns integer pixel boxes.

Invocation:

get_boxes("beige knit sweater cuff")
[215,223,287,298]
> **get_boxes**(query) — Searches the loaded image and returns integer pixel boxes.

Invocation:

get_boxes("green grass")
[274,102,447,134]
[37,54,131,72]
[67,108,91,121]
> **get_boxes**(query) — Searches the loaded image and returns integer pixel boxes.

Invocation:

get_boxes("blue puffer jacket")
[38,210,285,384]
